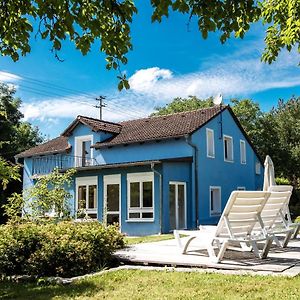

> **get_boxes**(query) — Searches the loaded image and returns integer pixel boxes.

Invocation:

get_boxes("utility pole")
[95,96,106,120]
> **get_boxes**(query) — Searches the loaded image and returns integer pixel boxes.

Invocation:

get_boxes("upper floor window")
[256,162,261,175]
[210,186,221,216]
[240,140,246,164]
[127,172,154,221]
[206,128,215,158]
[75,135,93,167]
[223,135,234,162]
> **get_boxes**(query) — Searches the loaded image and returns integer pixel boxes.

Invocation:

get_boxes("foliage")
[29,168,75,220]
[0,221,124,277]
[0,83,44,223]
[0,83,44,162]
[151,96,213,116]
[0,158,20,190]
[275,177,290,186]
[1,270,300,299]
[2,193,24,223]
[1,2,299,89]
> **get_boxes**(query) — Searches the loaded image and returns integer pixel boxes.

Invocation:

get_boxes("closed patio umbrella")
[263,155,276,191]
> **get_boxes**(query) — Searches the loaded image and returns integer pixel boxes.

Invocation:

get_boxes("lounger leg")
[182,236,196,254]
[260,237,273,259]
[213,240,228,263]
[173,230,182,250]
[292,225,300,239]
[251,241,260,258]
[273,235,282,248]
[282,231,293,248]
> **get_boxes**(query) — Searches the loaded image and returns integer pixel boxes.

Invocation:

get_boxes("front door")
[169,182,186,230]
[104,175,121,227]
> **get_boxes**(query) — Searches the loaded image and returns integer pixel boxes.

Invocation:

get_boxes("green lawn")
[1,270,300,300]
[124,234,174,245]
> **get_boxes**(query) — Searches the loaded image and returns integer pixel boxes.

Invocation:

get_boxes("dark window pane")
[129,212,140,219]
[178,184,185,229]
[107,184,119,212]
[78,186,86,209]
[88,213,97,219]
[107,213,119,225]
[130,182,140,207]
[142,212,153,219]
[169,184,176,230]
[224,139,228,159]
[143,181,153,207]
[88,185,97,209]
[210,189,214,211]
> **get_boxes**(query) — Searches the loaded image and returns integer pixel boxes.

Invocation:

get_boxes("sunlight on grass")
[124,234,174,245]
[1,270,300,300]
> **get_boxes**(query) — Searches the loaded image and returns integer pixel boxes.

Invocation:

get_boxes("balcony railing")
[32,155,98,175]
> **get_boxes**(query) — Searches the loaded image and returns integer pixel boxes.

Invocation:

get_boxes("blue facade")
[21,109,263,236]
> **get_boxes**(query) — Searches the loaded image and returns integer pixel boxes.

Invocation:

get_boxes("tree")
[0,83,44,223]
[151,96,213,116]
[1,1,299,89]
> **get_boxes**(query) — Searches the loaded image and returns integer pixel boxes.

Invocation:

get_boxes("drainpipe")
[185,134,199,228]
[151,162,163,234]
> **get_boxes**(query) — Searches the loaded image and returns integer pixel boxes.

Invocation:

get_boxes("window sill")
[126,219,154,223]
[224,159,234,163]
[207,155,215,159]
[210,213,221,217]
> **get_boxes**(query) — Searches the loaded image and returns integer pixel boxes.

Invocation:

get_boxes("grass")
[1,270,300,300]
[124,234,174,245]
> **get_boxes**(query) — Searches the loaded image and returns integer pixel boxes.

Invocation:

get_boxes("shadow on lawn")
[0,280,100,300]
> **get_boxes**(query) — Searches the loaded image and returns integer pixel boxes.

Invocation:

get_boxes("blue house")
[16,106,263,236]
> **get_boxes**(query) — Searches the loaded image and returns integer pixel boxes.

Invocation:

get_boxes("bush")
[0,221,124,277]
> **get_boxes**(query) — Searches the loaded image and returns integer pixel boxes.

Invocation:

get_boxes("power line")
[1,72,147,117]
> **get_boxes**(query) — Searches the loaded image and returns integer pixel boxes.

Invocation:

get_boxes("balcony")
[32,155,98,175]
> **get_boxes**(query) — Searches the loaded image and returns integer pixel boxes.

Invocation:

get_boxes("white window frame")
[255,162,261,175]
[169,181,187,229]
[127,172,154,222]
[103,174,121,227]
[74,135,94,167]
[210,186,222,216]
[237,186,246,191]
[75,176,98,218]
[223,135,234,162]
[206,128,215,158]
[240,139,246,164]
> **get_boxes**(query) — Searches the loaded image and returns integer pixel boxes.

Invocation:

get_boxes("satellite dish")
[213,93,223,105]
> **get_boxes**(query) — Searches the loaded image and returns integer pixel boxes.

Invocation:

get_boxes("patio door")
[104,174,121,227]
[169,182,187,230]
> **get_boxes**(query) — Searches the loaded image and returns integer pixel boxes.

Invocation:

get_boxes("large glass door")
[104,175,121,227]
[169,182,186,230]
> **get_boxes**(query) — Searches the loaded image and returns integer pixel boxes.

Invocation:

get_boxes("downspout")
[185,134,199,227]
[151,162,163,234]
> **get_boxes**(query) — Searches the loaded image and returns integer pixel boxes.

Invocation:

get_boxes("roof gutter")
[185,134,199,228]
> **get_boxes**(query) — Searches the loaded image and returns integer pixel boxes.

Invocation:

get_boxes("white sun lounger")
[174,191,274,263]
[252,190,294,248]
[268,185,300,240]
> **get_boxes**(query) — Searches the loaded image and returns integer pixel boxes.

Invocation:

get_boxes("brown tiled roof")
[93,106,225,148]
[15,136,71,158]
[62,115,121,136]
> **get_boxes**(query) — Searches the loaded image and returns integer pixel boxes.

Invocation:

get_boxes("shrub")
[0,221,124,277]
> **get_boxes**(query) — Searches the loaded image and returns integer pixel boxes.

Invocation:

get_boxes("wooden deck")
[114,237,300,276]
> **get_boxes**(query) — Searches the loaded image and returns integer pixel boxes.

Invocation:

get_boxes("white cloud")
[129,67,173,93]
[126,51,300,103]
[0,71,22,83]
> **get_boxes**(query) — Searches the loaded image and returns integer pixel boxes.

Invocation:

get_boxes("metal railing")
[32,155,98,175]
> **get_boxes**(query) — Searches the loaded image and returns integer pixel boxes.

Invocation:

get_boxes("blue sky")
[1,2,300,138]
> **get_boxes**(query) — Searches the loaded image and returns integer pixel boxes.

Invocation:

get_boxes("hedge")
[0,221,124,277]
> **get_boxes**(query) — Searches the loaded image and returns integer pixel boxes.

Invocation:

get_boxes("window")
[210,186,221,216]
[256,162,261,175]
[206,128,215,158]
[76,177,97,219]
[127,172,154,221]
[223,135,234,162]
[240,140,246,164]
[74,135,93,167]
[237,187,246,191]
